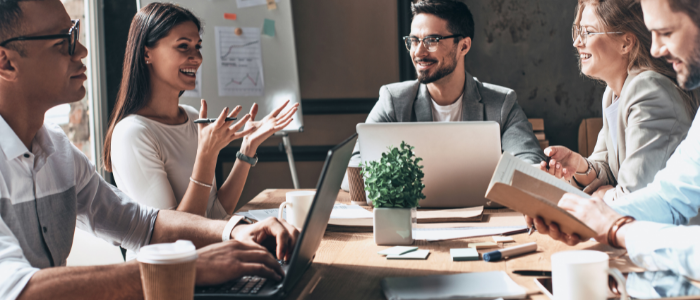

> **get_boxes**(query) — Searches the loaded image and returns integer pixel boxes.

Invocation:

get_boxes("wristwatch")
[236,151,258,166]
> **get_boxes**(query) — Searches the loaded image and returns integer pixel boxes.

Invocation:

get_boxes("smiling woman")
[102,2,297,261]
[539,0,698,203]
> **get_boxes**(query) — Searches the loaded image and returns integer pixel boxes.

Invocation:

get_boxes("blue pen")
[483,242,537,262]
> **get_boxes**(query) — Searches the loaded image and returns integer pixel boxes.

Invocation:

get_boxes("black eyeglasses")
[403,34,462,52]
[0,19,80,55]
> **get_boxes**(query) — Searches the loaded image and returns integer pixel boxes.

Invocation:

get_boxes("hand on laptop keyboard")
[193,240,284,286]
[230,217,300,261]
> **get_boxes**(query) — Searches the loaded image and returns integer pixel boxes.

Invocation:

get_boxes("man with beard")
[344,0,545,180]
[527,0,700,280]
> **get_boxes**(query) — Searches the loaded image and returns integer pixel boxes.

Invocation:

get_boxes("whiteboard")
[138,0,303,131]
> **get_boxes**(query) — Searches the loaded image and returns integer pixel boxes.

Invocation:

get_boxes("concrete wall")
[461,0,606,149]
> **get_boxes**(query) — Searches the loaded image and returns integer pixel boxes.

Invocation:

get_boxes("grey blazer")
[353,71,546,164]
[575,70,693,201]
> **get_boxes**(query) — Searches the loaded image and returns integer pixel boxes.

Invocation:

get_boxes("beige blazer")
[574,70,693,200]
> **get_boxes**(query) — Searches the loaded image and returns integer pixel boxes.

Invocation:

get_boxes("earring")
[146,61,151,64]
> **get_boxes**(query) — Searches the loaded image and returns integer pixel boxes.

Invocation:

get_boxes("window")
[46,0,98,164]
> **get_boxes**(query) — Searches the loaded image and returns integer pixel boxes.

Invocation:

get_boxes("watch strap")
[222,215,247,242]
[236,151,258,166]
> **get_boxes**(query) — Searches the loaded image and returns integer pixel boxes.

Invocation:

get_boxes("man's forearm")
[151,210,227,248]
[17,261,142,300]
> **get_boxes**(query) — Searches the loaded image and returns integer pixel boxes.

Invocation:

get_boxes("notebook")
[485,153,597,239]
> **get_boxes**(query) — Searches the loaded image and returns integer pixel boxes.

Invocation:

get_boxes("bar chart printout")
[215,27,265,97]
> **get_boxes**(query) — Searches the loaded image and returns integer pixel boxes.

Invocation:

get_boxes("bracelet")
[575,159,593,176]
[607,216,635,249]
[189,177,213,189]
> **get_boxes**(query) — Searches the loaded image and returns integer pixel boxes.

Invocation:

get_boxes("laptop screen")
[281,134,357,290]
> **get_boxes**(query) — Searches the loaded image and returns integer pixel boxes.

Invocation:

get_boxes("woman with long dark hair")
[540,0,697,202]
[103,3,297,235]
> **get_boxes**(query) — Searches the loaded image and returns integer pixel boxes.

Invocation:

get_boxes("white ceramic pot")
[373,207,415,245]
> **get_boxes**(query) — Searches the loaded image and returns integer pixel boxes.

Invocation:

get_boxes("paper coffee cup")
[138,240,198,300]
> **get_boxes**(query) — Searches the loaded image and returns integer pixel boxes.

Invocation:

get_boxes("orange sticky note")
[224,13,237,21]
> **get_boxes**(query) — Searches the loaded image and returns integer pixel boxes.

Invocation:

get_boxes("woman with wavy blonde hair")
[540,0,697,203]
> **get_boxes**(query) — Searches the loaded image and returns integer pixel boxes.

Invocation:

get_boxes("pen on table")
[512,270,552,277]
[483,242,538,262]
[193,117,237,124]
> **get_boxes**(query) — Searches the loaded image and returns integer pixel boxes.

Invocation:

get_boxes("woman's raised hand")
[539,146,583,180]
[197,99,255,156]
[242,100,299,152]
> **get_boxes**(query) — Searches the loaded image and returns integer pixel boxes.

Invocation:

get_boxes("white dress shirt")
[0,115,158,299]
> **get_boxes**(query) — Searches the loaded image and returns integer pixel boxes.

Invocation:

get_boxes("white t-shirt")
[111,105,227,219]
[605,96,621,154]
[431,94,464,122]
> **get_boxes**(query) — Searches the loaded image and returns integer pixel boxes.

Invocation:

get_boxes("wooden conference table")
[240,189,643,300]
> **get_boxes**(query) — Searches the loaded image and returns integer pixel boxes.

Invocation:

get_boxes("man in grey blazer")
[346,0,544,180]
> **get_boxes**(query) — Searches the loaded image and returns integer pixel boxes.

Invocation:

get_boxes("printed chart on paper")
[215,27,264,97]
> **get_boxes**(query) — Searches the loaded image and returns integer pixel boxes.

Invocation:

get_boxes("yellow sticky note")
[493,236,515,243]
[470,242,499,249]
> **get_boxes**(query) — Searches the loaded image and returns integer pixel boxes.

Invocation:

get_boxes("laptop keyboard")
[196,260,286,295]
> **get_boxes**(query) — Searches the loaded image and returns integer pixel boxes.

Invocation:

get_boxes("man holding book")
[528,0,700,280]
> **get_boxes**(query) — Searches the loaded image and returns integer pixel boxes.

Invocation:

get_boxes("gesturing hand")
[195,240,284,286]
[197,99,255,157]
[241,100,299,153]
[539,146,583,180]
[231,217,300,261]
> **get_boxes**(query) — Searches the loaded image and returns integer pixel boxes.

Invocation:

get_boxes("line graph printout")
[215,27,264,97]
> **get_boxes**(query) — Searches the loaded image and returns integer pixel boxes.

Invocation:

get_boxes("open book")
[485,152,597,240]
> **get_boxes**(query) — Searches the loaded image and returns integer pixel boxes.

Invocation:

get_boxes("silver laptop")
[357,122,501,208]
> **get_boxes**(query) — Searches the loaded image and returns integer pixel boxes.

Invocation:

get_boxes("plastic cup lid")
[137,240,198,264]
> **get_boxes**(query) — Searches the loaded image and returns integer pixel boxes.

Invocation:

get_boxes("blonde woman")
[541,0,697,202]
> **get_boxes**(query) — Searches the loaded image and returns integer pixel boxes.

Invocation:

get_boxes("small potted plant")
[362,141,425,245]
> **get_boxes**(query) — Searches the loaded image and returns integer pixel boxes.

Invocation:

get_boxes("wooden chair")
[578,118,603,157]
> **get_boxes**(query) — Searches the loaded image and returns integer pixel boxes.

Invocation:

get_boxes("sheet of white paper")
[386,249,430,260]
[412,226,528,241]
[236,0,279,9]
[382,271,527,300]
[181,66,202,98]
[329,204,373,219]
[215,27,264,97]
[247,208,281,221]
[491,153,589,198]
[245,205,372,222]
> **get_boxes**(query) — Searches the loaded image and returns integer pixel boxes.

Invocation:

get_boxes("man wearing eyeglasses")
[343,0,545,186]
[529,0,700,281]
[0,1,299,299]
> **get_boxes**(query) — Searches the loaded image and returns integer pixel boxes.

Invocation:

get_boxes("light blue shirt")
[625,222,700,281]
[610,112,700,225]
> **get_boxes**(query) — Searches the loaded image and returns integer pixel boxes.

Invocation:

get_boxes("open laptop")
[194,134,357,299]
[357,122,501,208]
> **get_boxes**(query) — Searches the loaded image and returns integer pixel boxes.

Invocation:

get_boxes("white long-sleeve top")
[111,105,227,219]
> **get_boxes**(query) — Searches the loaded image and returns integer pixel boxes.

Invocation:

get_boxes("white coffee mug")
[278,191,315,229]
[551,250,628,300]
